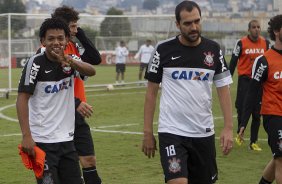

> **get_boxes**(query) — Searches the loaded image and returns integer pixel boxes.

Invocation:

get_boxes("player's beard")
[182,30,201,43]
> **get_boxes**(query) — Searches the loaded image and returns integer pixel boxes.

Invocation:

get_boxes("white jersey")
[145,36,233,137]
[115,46,129,64]
[18,52,81,143]
[135,44,154,64]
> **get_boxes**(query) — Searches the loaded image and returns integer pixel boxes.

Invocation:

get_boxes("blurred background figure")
[115,40,129,84]
[134,39,154,84]
[229,19,270,151]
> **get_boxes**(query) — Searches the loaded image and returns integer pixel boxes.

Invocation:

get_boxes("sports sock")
[82,166,102,184]
[259,177,272,184]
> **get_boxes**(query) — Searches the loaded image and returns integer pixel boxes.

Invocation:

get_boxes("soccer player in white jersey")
[142,1,233,184]
[134,39,154,82]
[16,18,95,184]
[115,40,129,84]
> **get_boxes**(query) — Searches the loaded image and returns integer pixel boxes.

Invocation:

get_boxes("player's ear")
[41,38,46,47]
[175,20,180,29]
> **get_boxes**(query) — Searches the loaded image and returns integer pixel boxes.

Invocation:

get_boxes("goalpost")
[0,13,270,96]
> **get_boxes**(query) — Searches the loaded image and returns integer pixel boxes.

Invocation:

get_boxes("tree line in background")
[0,0,137,41]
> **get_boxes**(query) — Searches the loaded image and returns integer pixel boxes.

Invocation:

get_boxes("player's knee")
[79,155,96,168]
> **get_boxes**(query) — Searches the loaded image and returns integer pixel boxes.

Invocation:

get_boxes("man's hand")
[220,127,233,155]
[77,101,93,118]
[238,126,245,143]
[142,132,157,158]
[21,134,36,157]
[51,46,71,67]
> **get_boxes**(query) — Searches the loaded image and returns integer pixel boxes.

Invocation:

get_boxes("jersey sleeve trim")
[214,70,233,87]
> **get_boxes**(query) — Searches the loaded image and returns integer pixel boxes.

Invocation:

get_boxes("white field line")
[0,99,267,142]
[0,104,18,122]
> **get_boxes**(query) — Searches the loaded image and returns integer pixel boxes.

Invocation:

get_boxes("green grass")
[0,64,272,184]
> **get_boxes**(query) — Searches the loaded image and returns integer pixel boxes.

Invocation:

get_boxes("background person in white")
[134,39,154,82]
[115,40,129,84]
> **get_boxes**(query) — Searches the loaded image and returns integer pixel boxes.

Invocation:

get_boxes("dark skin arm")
[16,92,35,157]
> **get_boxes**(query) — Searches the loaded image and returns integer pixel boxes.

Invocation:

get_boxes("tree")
[0,0,26,33]
[143,0,160,11]
[100,7,132,37]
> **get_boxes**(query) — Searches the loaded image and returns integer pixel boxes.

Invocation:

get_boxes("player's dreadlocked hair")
[175,1,201,23]
[51,5,79,24]
[39,17,70,40]
[267,14,282,41]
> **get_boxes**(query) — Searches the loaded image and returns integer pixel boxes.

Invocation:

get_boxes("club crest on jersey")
[168,157,181,173]
[203,52,214,67]
[62,66,72,74]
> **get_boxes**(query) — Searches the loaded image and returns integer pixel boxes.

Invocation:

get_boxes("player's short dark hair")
[51,5,79,24]
[39,18,70,40]
[267,14,282,41]
[248,20,259,30]
[175,1,201,23]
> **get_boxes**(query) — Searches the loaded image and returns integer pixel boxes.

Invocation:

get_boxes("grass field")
[0,64,272,184]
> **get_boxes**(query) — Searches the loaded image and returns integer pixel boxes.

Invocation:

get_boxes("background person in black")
[142,1,233,184]
[17,17,96,184]
[229,20,270,151]
[238,14,282,184]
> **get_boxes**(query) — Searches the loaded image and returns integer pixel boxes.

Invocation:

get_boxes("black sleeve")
[76,27,101,65]
[240,56,268,129]
[75,97,81,109]
[266,39,271,50]
[144,45,162,84]
[229,40,242,76]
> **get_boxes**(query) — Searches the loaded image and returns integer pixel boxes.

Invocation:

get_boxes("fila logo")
[29,63,40,84]
[171,56,181,60]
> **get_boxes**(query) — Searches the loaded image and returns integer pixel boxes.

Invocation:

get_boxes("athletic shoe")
[235,134,243,146]
[249,143,262,151]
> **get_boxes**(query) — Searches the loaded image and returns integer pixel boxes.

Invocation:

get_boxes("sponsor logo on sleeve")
[233,45,240,56]
[149,50,160,73]
[253,63,267,81]
[219,50,227,72]
[29,63,40,84]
